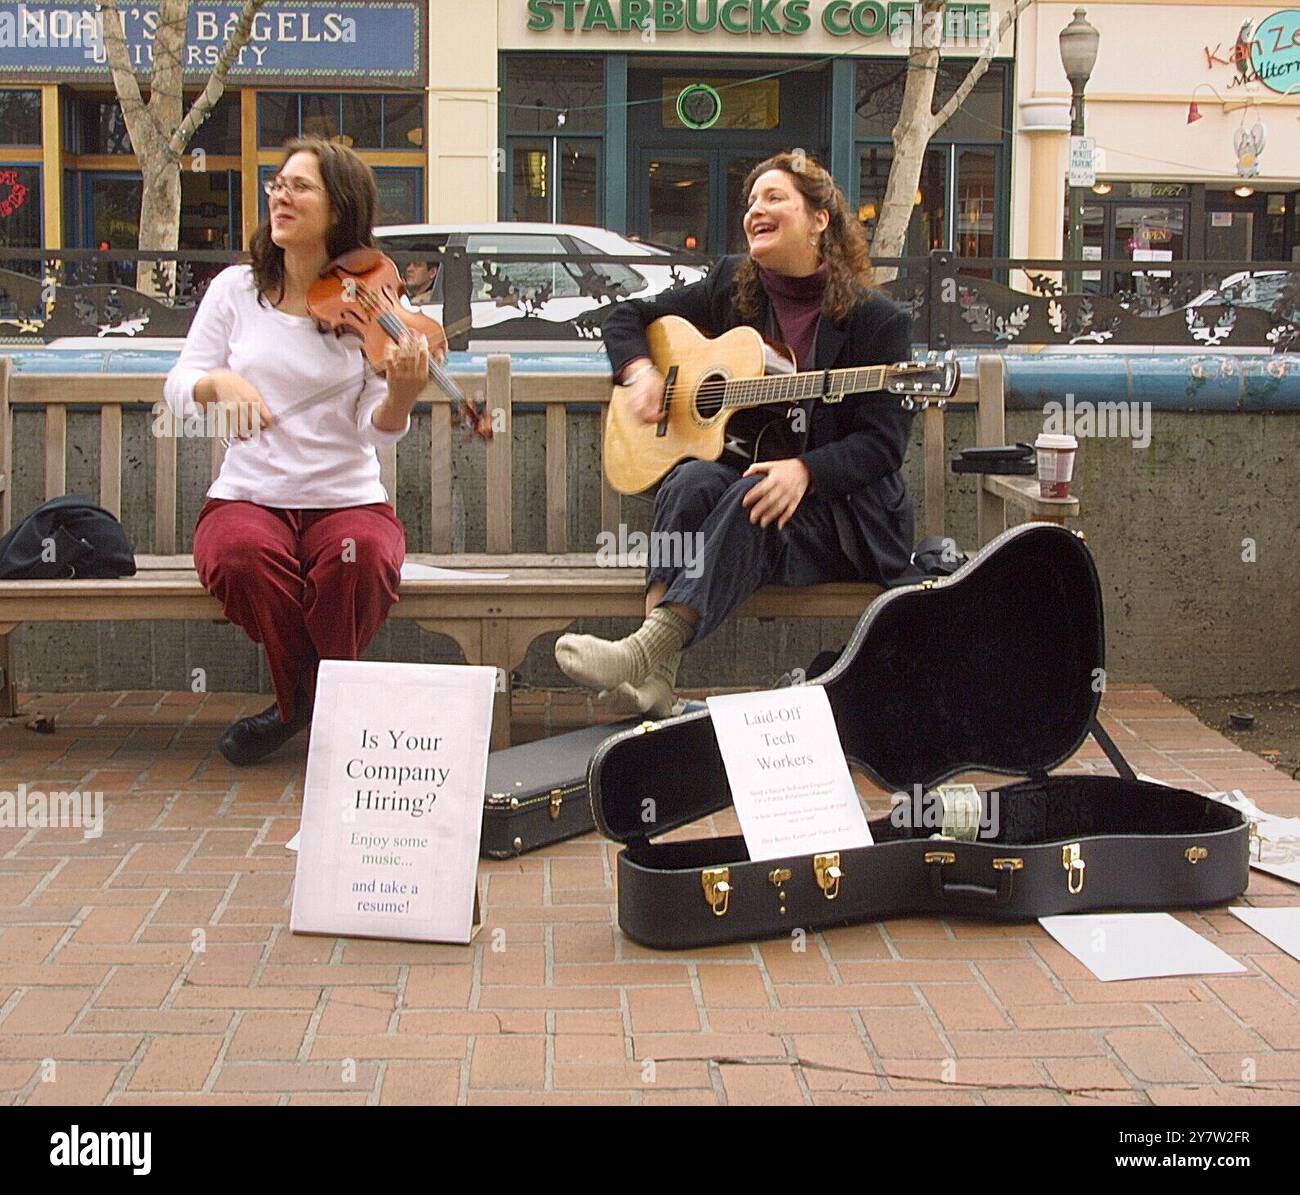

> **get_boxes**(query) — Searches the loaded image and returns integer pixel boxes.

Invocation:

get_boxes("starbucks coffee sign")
[524,0,993,43]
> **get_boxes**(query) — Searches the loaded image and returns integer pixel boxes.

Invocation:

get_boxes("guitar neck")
[722,364,890,409]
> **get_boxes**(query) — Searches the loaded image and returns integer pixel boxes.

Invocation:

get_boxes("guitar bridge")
[657,365,677,439]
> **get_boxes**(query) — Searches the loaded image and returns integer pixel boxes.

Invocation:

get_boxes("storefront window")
[0,165,42,249]
[371,168,422,226]
[258,93,298,148]
[661,78,779,131]
[508,137,602,226]
[187,94,241,156]
[300,95,341,141]
[258,94,425,150]
[0,90,42,146]
[503,56,604,133]
[854,59,1007,262]
[69,97,133,154]
[855,61,1006,142]
[955,148,996,257]
[858,146,946,258]
[646,157,710,251]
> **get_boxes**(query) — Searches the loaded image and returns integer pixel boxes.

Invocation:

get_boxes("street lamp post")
[1059,8,1100,293]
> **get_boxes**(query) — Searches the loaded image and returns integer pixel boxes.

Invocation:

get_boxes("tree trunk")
[869,1,944,285]
[98,0,267,294]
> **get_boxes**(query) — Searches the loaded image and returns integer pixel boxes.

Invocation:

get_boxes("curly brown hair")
[249,137,379,306]
[733,151,874,323]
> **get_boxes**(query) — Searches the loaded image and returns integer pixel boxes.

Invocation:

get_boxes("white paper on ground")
[400,562,508,581]
[1230,907,1300,961]
[285,831,300,853]
[289,659,495,944]
[1038,913,1247,981]
[706,685,871,863]
[1207,789,1300,885]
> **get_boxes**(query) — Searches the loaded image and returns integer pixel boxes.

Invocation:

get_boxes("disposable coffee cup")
[1035,433,1077,499]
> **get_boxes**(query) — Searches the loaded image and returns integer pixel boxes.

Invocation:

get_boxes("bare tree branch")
[932,0,1033,130]
[172,0,269,155]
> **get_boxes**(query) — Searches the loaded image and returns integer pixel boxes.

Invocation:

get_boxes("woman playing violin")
[164,137,433,766]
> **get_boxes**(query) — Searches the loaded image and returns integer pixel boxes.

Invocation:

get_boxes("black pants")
[646,459,866,645]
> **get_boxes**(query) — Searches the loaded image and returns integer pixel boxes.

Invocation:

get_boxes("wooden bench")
[0,354,1077,747]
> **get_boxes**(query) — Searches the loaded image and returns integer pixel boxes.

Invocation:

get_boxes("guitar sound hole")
[693,372,727,421]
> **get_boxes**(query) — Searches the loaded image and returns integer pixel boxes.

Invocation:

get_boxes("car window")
[568,237,648,298]
[466,233,581,302]
[376,233,448,303]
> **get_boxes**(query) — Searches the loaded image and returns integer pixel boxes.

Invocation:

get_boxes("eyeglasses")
[263,176,324,198]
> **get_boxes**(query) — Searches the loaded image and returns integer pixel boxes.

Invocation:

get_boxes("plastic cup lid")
[1035,433,1078,450]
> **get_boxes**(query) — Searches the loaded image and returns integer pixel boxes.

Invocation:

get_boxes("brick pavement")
[1,684,1299,1106]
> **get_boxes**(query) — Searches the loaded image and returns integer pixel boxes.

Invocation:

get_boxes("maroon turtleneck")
[757,261,829,371]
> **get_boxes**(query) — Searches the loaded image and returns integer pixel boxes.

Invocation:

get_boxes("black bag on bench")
[588,522,1250,950]
[0,494,136,580]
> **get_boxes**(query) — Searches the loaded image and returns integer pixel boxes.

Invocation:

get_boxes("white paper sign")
[1068,136,1096,187]
[290,660,495,944]
[1039,913,1246,982]
[1230,907,1300,962]
[706,685,872,863]
[1208,790,1300,885]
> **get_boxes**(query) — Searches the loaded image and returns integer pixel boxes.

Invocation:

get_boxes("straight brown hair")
[248,137,379,306]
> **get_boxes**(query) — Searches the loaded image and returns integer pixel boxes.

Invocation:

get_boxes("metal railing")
[2,247,1296,352]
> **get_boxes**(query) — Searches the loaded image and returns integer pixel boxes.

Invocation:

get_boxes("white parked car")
[375,222,708,351]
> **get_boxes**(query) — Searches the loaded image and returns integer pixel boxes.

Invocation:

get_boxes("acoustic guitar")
[603,315,960,495]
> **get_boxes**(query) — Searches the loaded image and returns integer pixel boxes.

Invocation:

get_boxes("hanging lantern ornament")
[1233,119,1266,178]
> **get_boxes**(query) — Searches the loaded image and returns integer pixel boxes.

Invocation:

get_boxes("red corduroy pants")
[193,499,406,722]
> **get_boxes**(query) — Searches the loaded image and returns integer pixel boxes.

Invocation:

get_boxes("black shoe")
[217,696,312,766]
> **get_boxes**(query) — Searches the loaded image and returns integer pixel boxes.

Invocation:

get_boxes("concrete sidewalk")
[1,684,1299,1106]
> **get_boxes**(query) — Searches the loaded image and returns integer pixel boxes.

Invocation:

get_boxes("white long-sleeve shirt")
[163,264,410,508]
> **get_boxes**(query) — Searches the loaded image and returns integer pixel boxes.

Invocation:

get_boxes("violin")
[307,247,492,440]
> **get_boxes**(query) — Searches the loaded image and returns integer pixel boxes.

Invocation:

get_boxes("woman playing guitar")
[163,137,437,765]
[555,150,916,718]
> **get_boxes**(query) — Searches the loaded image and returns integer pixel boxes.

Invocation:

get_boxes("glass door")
[639,152,711,252]
[1113,203,1186,302]
[82,172,141,285]
[506,138,602,225]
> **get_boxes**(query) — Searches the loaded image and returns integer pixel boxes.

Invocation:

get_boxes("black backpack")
[0,495,137,580]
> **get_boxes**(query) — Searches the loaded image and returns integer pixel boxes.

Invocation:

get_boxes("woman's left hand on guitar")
[742,458,811,530]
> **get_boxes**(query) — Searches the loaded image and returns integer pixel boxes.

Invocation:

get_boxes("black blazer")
[602,255,917,585]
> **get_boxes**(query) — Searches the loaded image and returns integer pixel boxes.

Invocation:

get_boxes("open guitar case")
[588,522,1250,949]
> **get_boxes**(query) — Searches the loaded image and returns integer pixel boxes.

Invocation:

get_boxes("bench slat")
[379,442,397,501]
[153,422,177,554]
[99,405,122,517]
[430,405,452,553]
[485,355,512,553]
[545,404,567,553]
[45,405,66,501]
[598,403,620,536]
[923,402,945,539]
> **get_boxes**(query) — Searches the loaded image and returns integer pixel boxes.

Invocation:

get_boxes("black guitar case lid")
[590,522,1107,844]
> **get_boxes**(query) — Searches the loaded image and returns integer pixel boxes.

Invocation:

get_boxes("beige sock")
[600,651,681,719]
[555,608,692,691]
